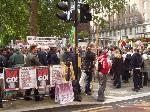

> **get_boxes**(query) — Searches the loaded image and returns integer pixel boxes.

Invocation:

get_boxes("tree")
[85,0,126,26]
[37,0,73,37]
[78,31,89,41]
[0,0,31,45]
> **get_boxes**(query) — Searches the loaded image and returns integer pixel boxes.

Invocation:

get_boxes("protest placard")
[36,66,50,88]
[50,65,65,87]
[55,81,74,104]
[4,68,19,90]
[19,67,37,89]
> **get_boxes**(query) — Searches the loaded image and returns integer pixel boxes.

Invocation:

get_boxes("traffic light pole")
[74,0,78,81]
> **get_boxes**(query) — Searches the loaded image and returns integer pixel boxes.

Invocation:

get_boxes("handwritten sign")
[55,82,74,104]
[50,65,64,87]
[19,67,37,89]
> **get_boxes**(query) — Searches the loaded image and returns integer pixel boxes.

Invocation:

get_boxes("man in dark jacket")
[25,45,43,101]
[131,48,143,92]
[84,44,96,95]
[38,47,48,66]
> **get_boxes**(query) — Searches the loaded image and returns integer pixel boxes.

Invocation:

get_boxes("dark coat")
[123,54,132,71]
[131,53,142,69]
[84,50,96,72]
[112,57,123,74]
[51,53,60,65]
[38,51,48,66]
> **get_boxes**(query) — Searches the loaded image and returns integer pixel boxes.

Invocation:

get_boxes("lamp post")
[74,0,78,80]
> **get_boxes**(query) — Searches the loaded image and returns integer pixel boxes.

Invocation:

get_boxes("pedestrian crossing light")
[80,4,92,23]
[56,0,71,21]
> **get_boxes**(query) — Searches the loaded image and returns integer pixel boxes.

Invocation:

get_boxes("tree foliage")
[0,0,126,45]
[86,0,126,28]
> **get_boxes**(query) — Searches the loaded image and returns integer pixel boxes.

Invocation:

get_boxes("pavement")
[1,76,150,112]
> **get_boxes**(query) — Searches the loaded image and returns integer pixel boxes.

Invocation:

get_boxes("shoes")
[74,98,82,102]
[116,86,121,89]
[24,97,32,101]
[85,92,92,95]
[97,99,105,102]
[123,80,129,83]
[132,88,139,92]
[35,96,44,101]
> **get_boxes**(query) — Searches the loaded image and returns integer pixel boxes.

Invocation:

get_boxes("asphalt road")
[23,95,150,112]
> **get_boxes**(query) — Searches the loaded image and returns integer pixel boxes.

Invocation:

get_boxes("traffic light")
[56,0,71,21]
[80,4,92,23]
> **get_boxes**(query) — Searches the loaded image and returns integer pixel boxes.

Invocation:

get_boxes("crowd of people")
[0,43,150,102]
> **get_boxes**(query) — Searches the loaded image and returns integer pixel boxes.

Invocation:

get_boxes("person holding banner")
[25,45,43,101]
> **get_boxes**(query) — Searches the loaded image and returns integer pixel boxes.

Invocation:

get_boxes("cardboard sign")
[36,66,50,88]
[4,68,19,90]
[19,67,37,89]
[55,82,74,104]
[50,65,64,87]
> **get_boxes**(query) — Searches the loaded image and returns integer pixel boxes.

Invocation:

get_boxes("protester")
[38,46,48,66]
[84,43,96,95]
[131,48,143,92]
[122,48,132,83]
[8,48,24,68]
[97,50,111,102]
[24,45,43,101]
[112,50,123,88]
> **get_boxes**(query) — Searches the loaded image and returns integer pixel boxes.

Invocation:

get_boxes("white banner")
[55,82,74,104]
[50,65,65,87]
[19,67,37,89]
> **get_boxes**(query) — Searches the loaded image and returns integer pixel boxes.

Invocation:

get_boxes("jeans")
[98,73,107,101]
[133,69,141,89]
[85,71,92,93]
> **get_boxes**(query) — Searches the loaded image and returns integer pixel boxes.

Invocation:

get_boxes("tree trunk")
[30,0,38,36]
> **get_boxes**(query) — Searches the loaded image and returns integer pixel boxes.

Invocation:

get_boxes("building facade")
[98,0,150,47]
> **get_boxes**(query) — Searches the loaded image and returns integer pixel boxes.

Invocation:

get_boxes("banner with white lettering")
[19,67,37,89]
[55,82,74,104]
[36,66,50,88]
[50,65,64,87]
[4,68,19,90]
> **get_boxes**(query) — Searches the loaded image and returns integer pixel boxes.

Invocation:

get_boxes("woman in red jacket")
[97,51,111,102]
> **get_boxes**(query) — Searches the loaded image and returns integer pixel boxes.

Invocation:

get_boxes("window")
[134,16,139,24]
[129,17,133,24]
[110,31,112,37]
[144,1,147,10]
[132,4,137,12]
[124,18,127,25]
[129,28,132,35]
[113,30,116,36]
[125,28,127,36]
[143,13,148,22]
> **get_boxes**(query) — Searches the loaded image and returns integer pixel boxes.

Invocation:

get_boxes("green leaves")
[87,0,126,28]
[0,0,126,46]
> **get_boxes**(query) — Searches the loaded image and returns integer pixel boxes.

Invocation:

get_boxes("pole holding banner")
[74,0,78,81]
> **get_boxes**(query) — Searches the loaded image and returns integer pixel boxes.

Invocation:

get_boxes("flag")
[69,26,75,46]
